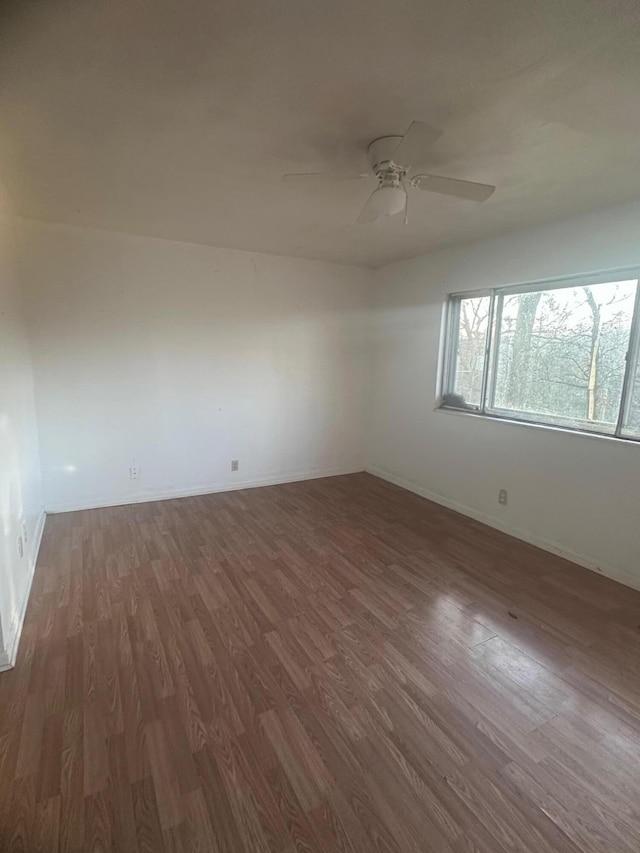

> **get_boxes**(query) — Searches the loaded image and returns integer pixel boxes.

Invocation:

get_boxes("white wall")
[369,200,640,591]
[19,220,370,512]
[0,204,44,668]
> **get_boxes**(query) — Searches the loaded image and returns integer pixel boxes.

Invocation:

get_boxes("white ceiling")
[2,0,640,267]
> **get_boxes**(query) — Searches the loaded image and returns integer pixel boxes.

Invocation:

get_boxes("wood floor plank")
[144,718,184,831]
[1,473,640,851]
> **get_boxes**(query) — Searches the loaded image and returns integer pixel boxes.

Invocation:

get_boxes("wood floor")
[1,474,640,852]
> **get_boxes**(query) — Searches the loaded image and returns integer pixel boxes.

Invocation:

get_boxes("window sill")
[434,405,640,446]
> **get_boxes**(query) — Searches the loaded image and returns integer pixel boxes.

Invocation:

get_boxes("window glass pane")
[489,279,637,433]
[445,295,491,409]
[622,355,640,437]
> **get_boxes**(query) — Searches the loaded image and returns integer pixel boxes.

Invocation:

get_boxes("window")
[441,272,640,440]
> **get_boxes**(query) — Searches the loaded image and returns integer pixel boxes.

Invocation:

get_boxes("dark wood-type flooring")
[2,472,640,852]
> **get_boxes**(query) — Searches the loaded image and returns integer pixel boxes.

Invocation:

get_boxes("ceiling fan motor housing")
[368,136,406,177]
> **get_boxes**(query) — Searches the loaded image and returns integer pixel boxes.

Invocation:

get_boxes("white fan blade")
[391,121,443,168]
[414,174,495,202]
[357,190,379,224]
[282,172,371,181]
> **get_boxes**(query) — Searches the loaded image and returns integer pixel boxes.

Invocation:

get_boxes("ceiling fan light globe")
[372,185,405,217]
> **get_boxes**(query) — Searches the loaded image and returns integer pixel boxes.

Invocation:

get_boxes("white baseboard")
[0,509,47,672]
[46,465,365,514]
[366,466,640,593]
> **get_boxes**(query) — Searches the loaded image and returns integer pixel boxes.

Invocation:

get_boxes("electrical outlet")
[129,465,140,480]
[21,521,28,544]
[17,535,23,559]
[498,489,508,506]
[231,460,239,472]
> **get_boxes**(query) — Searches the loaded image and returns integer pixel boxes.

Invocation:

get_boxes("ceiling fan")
[282,121,495,224]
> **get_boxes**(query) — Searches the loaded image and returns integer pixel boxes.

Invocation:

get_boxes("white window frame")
[439,267,640,442]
